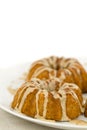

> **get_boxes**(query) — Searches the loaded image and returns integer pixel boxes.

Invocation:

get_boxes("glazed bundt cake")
[11,78,83,121]
[26,56,87,93]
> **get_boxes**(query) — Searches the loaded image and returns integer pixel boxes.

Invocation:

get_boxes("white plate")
[0,59,87,130]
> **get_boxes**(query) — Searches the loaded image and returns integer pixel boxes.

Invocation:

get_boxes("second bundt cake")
[26,56,87,93]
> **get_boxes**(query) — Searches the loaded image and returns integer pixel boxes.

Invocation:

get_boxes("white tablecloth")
[0,109,62,130]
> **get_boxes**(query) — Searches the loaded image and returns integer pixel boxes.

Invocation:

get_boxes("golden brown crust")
[46,93,62,121]
[26,63,43,80]
[21,89,38,117]
[66,89,82,119]
[66,94,81,119]
[11,86,26,109]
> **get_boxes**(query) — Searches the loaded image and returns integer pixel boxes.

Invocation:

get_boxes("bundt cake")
[26,56,87,93]
[11,78,83,121]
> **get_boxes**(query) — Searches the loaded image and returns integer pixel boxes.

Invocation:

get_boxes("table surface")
[0,108,62,130]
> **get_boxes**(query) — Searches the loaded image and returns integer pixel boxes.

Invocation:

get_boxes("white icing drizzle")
[49,70,57,79]
[28,56,58,79]
[63,83,78,89]
[30,78,58,91]
[69,89,84,113]
[59,90,69,121]
[33,66,51,77]
[48,56,58,69]
[59,58,66,68]
[65,69,72,75]
[51,91,60,99]
[59,72,66,82]
[58,83,83,121]
[18,87,36,111]
[35,90,41,118]
[30,56,58,70]
[35,87,48,118]
[60,58,77,68]
[15,86,27,109]
[48,79,57,91]
[41,58,50,67]
[43,90,48,118]
[68,64,82,87]
[58,83,70,121]
[70,65,81,75]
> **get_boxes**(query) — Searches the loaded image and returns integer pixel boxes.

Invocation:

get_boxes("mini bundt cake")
[26,56,87,93]
[11,78,83,121]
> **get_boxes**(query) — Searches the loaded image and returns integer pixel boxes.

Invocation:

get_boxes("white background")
[0,0,87,68]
